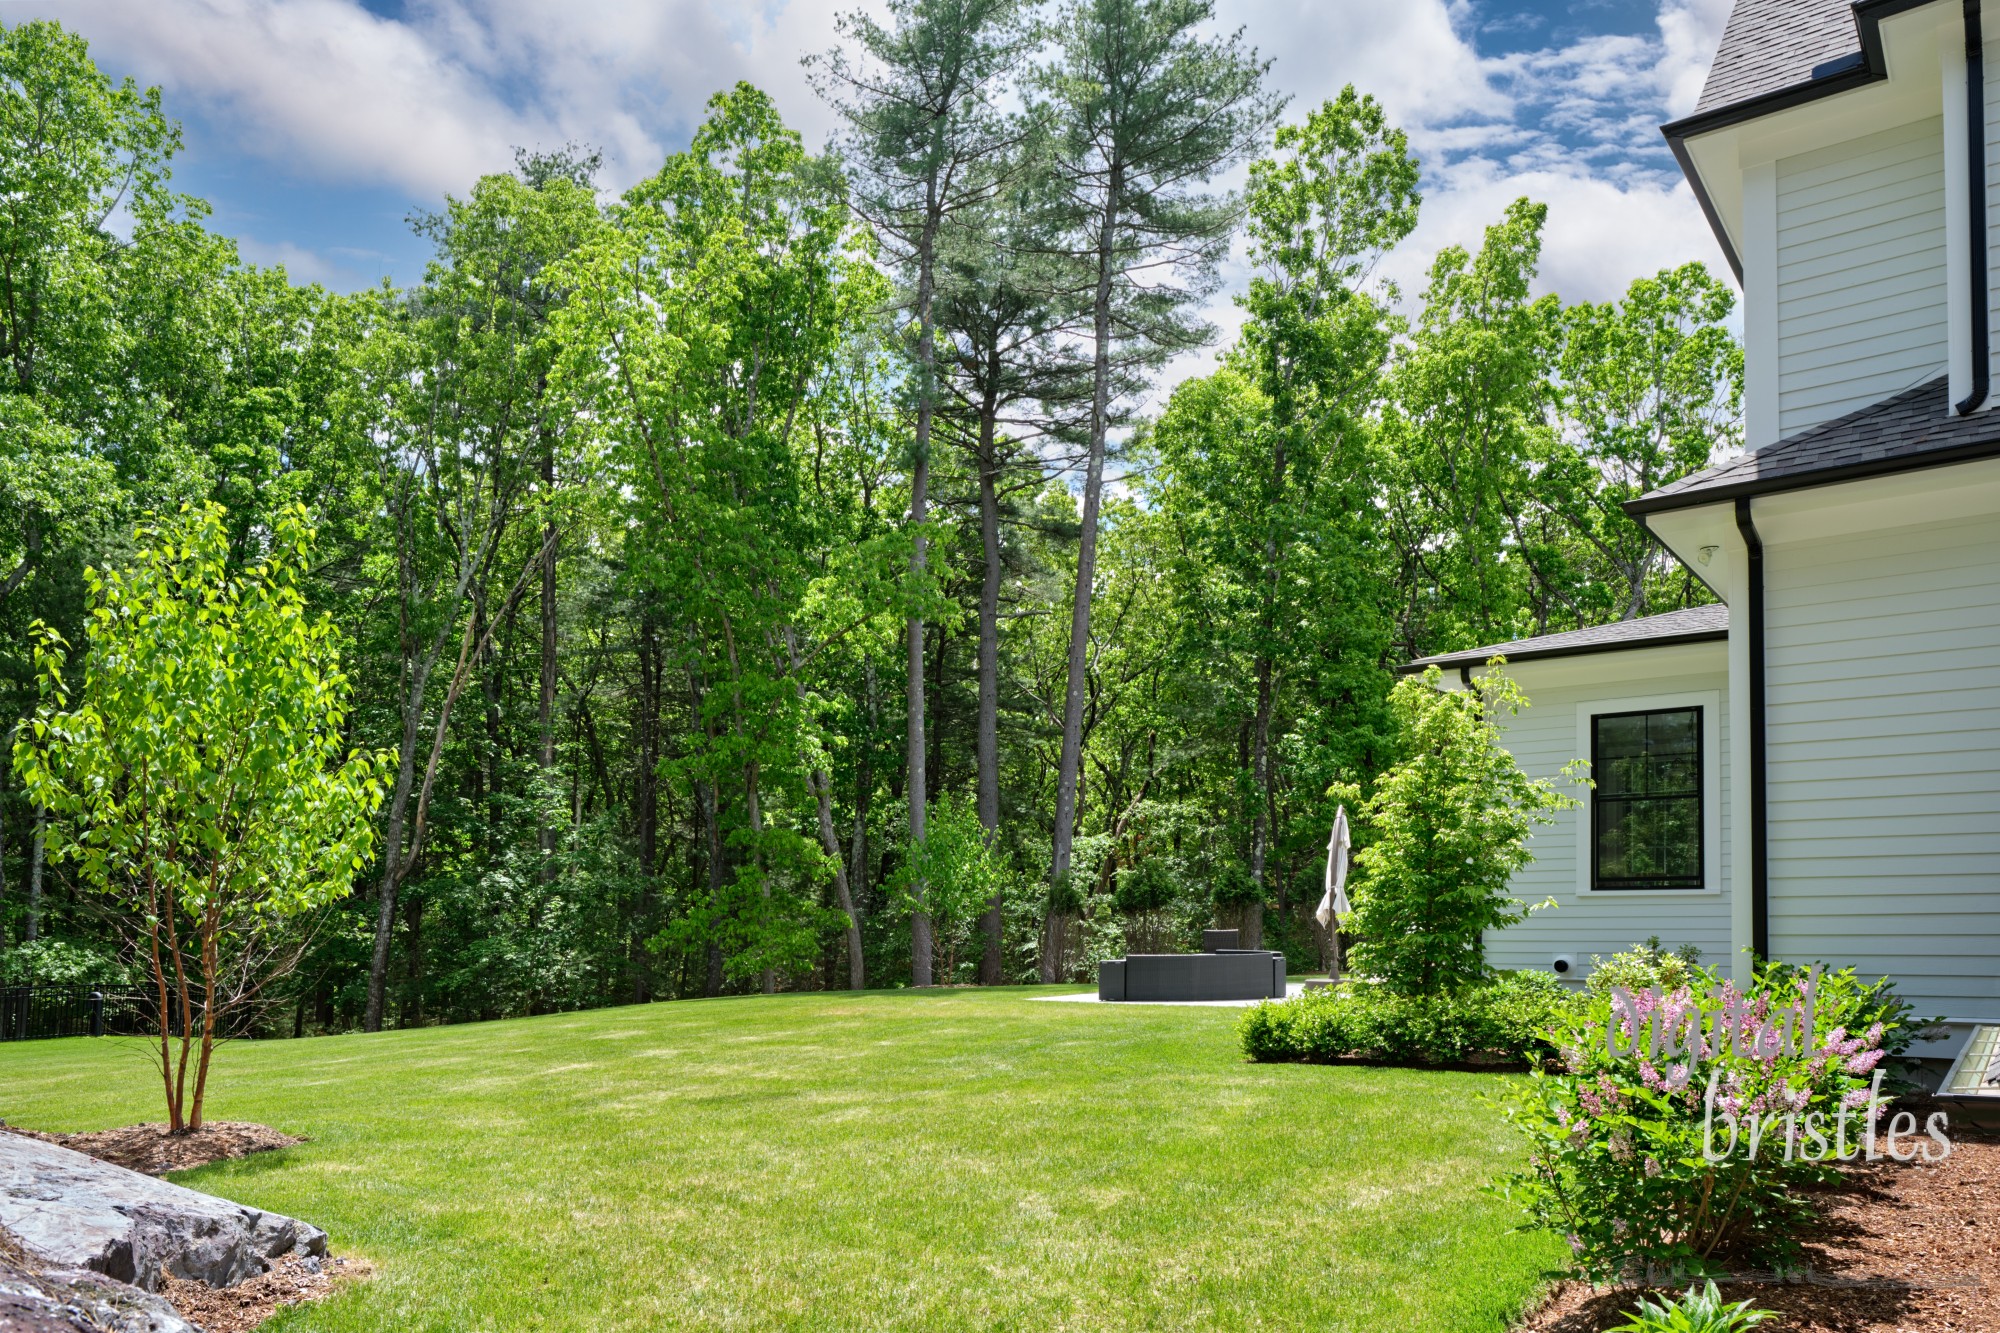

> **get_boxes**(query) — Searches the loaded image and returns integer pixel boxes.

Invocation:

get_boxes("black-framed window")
[1591,707,1704,890]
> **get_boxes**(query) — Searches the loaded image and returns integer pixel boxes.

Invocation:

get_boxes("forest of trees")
[0,1,1742,1033]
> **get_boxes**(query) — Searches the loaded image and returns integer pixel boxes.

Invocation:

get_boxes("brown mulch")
[0,1120,304,1175]
[1520,1130,2000,1331]
[161,1254,374,1333]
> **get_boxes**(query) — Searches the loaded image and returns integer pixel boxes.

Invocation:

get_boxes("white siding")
[1777,117,1948,438]
[1484,655,1733,979]
[1765,514,2000,1022]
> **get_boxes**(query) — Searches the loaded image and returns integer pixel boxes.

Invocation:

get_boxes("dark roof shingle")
[1401,605,1730,673]
[1629,378,2000,514]
[1694,0,1862,116]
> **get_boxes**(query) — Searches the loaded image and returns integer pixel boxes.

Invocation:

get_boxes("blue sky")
[19,0,1734,328]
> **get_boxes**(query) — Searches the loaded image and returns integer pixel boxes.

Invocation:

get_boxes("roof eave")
[1624,434,2000,517]
[1397,628,1731,677]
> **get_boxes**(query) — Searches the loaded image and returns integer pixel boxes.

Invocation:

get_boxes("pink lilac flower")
[1845,1049,1884,1075]
[1664,1063,1692,1093]
[1864,1022,1884,1047]
[1841,1088,1873,1110]
[1644,1157,1662,1178]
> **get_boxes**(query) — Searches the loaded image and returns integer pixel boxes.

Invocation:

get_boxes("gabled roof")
[1695,0,1864,116]
[1663,0,1943,279]
[1628,377,2000,515]
[1400,605,1730,674]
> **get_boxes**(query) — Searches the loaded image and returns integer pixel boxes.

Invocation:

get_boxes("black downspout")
[1960,0,1990,415]
[1734,498,1769,964]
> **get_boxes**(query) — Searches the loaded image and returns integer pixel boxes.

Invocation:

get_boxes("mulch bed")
[0,1120,303,1175]
[162,1254,374,1333]
[1521,1129,2000,1331]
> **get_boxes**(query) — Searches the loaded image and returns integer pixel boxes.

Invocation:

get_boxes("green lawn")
[0,988,1563,1331]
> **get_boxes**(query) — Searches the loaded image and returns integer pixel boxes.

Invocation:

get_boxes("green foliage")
[1343,666,1579,995]
[1585,937,1707,999]
[12,502,388,1125]
[1493,961,1921,1280]
[0,16,1750,1028]
[891,791,1008,981]
[0,936,135,987]
[1608,1282,1772,1333]
[1112,856,1175,915]
[1238,970,1576,1067]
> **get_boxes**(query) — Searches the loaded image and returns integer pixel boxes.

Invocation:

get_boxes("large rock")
[0,1253,199,1333]
[0,1133,325,1293]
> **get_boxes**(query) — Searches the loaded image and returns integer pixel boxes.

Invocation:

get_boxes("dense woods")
[0,3,1742,1032]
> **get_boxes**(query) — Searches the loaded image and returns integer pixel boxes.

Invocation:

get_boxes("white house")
[1406,0,2000,1066]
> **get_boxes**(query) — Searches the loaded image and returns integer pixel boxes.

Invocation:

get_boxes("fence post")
[90,991,105,1039]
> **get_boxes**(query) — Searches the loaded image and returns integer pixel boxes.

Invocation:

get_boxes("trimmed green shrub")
[1239,970,1576,1067]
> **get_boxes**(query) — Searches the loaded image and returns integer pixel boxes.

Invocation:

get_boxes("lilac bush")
[1493,962,1944,1279]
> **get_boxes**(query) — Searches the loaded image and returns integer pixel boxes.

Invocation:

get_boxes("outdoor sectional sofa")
[1096,930,1286,1002]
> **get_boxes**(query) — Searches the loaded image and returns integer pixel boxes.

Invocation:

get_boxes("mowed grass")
[0,987,1563,1331]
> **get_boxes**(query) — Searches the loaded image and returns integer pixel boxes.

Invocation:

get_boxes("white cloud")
[39,0,869,198]
[39,0,1739,358]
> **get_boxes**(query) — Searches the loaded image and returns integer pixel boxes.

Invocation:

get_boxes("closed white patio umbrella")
[1314,806,1352,980]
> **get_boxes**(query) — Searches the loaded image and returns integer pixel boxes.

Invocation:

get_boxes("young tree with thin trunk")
[813,0,1027,986]
[15,503,386,1131]
[1035,0,1278,978]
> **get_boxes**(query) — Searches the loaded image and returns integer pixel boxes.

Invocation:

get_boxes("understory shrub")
[1493,960,1940,1280]
[1586,938,1706,999]
[1239,970,1575,1067]
[0,936,138,987]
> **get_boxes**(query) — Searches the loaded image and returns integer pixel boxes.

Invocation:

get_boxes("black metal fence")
[0,986,159,1042]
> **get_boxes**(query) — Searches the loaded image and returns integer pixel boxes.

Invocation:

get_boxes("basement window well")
[1942,1025,2000,1099]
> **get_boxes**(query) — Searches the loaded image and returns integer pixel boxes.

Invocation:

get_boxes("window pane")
[1596,795,1702,883]
[1593,707,1702,889]
[1595,711,1699,798]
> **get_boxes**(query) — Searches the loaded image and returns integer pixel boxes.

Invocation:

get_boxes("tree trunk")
[1246,663,1274,952]
[746,762,775,996]
[402,894,425,1028]
[907,445,933,982]
[813,768,865,990]
[975,394,1004,985]
[365,661,431,1032]
[188,907,221,1132]
[539,447,559,886]
[23,806,43,943]
[0,747,10,949]
[1246,426,1291,948]
[632,615,661,1003]
[1046,171,1123,982]
[784,628,864,990]
[850,658,876,972]
[695,772,725,999]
